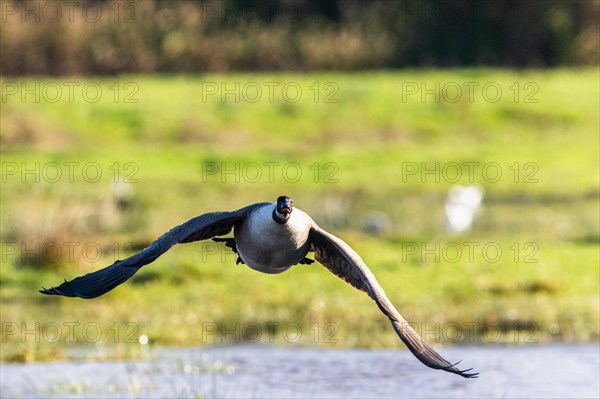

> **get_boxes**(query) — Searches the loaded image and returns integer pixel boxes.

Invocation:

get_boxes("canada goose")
[41,196,478,378]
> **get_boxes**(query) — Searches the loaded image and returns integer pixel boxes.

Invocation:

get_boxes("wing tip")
[454,369,479,379]
[442,360,479,378]
[39,284,65,296]
[38,279,85,298]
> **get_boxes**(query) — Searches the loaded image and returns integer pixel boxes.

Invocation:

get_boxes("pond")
[2,343,598,398]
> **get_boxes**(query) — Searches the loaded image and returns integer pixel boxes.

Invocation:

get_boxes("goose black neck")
[272,209,288,224]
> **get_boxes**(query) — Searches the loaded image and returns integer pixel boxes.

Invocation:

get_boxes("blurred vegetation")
[1,0,598,75]
[0,69,598,362]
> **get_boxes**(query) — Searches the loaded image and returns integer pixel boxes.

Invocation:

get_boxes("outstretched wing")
[40,203,265,299]
[309,225,478,378]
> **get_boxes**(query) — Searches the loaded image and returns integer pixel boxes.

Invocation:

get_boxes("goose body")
[41,195,478,379]
[234,203,312,273]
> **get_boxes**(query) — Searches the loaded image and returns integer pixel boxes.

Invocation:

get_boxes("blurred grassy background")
[1,69,598,362]
[0,1,598,363]
[1,1,598,74]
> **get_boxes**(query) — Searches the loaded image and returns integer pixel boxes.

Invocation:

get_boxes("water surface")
[2,343,598,398]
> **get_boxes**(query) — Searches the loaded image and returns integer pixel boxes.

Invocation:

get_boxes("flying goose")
[41,196,478,378]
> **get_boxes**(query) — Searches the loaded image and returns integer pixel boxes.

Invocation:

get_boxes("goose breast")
[234,204,312,273]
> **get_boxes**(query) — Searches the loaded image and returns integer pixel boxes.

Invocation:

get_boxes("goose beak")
[276,196,293,216]
[280,206,291,215]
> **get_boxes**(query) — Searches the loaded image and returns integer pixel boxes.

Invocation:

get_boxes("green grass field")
[1,69,598,362]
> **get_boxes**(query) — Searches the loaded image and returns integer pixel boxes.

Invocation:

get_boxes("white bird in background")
[444,185,484,234]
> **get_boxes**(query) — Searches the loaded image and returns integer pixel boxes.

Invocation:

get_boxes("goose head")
[273,195,293,224]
